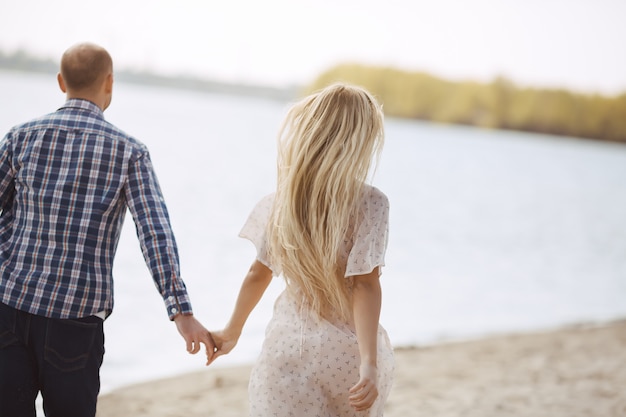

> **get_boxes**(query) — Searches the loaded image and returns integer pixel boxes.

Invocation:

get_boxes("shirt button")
[171,307,178,315]
[168,296,174,302]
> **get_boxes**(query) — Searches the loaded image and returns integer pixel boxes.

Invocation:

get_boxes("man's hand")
[173,314,215,360]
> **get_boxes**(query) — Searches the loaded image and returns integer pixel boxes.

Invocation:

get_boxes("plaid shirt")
[0,99,192,320]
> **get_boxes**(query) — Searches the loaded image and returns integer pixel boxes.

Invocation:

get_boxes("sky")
[1,0,625,94]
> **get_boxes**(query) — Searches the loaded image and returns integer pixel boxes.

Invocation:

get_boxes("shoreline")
[97,320,626,417]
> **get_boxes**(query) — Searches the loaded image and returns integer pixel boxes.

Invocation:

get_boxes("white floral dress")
[240,185,395,417]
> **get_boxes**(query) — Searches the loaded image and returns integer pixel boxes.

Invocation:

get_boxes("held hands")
[348,362,379,411]
[205,327,241,366]
[173,314,216,362]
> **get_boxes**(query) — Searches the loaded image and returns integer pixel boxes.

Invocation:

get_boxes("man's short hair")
[60,43,112,91]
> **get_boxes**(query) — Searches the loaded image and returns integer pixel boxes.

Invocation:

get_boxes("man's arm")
[0,133,15,212]
[124,150,190,318]
[125,149,214,354]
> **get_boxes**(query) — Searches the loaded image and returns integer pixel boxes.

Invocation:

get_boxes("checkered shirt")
[0,99,192,319]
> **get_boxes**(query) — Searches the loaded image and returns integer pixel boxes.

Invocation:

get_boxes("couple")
[0,43,394,417]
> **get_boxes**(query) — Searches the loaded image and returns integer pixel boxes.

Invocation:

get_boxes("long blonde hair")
[267,83,385,321]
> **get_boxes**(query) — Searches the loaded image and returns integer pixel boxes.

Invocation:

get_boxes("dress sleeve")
[345,187,390,277]
[238,193,280,275]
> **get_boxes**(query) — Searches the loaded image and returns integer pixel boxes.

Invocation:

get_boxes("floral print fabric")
[240,185,394,416]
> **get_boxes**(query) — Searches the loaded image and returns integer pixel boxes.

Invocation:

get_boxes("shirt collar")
[58,99,105,120]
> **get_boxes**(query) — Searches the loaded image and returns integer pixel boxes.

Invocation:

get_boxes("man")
[0,42,214,416]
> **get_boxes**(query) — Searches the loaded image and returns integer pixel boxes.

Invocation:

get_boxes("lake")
[1,69,625,393]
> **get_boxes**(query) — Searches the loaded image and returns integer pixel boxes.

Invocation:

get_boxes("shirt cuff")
[164,292,193,320]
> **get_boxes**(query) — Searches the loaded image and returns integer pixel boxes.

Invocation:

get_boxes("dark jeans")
[0,302,104,417]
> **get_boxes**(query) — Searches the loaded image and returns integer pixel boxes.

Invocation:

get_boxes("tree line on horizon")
[0,49,296,101]
[3,49,624,143]
[305,64,626,144]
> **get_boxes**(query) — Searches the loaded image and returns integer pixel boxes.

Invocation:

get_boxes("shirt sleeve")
[238,193,280,276]
[124,149,192,320]
[345,187,390,277]
[0,132,15,213]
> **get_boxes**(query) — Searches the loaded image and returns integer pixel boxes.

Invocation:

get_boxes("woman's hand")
[350,267,382,411]
[206,260,273,366]
[205,327,240,365]
[348,362,379,411]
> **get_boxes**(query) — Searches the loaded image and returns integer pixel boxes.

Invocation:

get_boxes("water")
[1,70,626,394]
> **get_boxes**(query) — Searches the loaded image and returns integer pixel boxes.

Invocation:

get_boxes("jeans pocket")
[0,303,19,349]
[44,317,102,372]
[0,329,19,349]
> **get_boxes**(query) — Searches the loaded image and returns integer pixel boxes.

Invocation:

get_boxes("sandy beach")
[96,320,626,417]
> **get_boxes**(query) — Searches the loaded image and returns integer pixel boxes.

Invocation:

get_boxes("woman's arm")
[348,266,382,411]
[207,259,273,365]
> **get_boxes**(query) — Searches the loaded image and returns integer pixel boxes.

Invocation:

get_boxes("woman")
[208,83,394,416]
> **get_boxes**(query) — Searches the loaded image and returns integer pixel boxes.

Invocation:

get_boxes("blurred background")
[1,0,625,395]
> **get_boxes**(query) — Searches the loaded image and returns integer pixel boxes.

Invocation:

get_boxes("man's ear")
[104,72,113,94]
[57,73,67,93]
